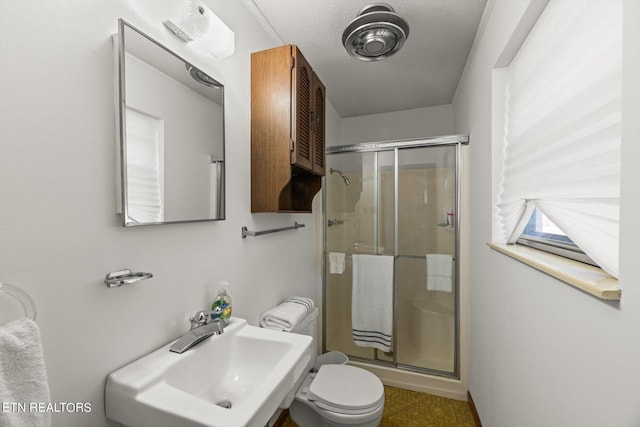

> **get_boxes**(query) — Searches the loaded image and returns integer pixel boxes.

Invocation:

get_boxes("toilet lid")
[308,365,384,414]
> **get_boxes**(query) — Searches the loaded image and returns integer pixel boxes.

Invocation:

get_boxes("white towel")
[259,297,315,332]
[351,254,394,352]
[426,254,453,292]
[329,252,346,274]
[0,318,51,427]
[284,296,314,312]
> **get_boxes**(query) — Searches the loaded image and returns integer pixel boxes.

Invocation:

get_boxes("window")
[125,107,165,224]
[494,0,622,278]
[517,208,596,266]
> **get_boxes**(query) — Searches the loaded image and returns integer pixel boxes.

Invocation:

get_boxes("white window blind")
[125,108,164,223]
[496,0,622,277]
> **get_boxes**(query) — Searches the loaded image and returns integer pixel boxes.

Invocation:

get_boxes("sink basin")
[105,317,312,427]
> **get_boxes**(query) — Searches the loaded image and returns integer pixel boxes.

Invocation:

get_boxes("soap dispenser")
[211,281,232,325]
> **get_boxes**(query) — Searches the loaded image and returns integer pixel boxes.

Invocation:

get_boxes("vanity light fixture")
[163,0,235,59]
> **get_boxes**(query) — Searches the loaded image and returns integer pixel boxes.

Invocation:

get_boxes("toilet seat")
[306,365,384,415]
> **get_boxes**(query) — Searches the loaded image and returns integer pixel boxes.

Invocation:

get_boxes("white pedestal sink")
[105,317,312,427]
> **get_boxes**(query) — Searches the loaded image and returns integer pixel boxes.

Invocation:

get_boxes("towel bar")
[241,222,305,238]
[398,254,456,261]
[330,254,456,261]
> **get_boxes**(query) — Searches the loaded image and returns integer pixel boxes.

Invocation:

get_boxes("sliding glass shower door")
[324,150,394,362]
[323,139,460,377]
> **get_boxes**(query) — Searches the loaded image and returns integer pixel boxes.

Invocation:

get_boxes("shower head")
[342,3,410,62]
[330,168,351,186]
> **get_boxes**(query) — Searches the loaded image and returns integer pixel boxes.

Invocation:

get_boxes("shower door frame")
[322,134,469,379]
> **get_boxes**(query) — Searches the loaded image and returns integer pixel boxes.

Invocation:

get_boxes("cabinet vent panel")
[314,86,325,168]
[298,68,311,159]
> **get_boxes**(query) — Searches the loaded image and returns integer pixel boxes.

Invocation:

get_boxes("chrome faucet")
[169,310,225,354]
[189,310,213,330]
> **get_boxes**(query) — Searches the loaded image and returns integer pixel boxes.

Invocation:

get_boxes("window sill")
[486,243,620,300]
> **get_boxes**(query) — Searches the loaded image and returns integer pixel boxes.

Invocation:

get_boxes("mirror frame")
[115,19,226,226]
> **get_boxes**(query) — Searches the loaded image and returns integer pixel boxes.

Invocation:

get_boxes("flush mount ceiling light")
[342,3,410,62]
[163,0,234,59]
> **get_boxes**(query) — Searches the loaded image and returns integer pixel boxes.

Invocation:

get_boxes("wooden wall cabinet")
[251,45,326,213]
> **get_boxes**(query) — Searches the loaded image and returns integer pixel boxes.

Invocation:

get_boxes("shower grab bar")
[242,222,305,238]
[0,282,37,322]
[332,254,456,261]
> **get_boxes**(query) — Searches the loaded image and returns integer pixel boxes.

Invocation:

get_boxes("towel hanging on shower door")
[351,254,394,352]
[329,252,346,274]
[426,254,453,292]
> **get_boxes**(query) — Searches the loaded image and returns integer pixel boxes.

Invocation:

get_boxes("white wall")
[336,104,454,146]
[453,1,640,426]
[0,1,334,426]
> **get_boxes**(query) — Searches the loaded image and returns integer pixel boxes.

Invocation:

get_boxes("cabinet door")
[291,47,313,172]
[311,72,326,176]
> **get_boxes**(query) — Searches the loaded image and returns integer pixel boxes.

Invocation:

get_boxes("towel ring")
[0,282,37,322]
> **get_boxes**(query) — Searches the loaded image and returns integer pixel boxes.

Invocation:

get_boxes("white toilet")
[275,308,385,427]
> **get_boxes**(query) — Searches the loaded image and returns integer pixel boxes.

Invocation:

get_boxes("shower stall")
[322,135,467,380]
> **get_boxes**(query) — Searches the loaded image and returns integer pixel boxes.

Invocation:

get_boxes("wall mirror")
[115,19,225,226]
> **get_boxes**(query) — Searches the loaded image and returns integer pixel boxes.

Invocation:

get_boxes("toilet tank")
[278,307,318,409]
[291,307,318,372]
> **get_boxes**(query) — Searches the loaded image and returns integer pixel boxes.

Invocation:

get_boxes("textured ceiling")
[247,0,486,118]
